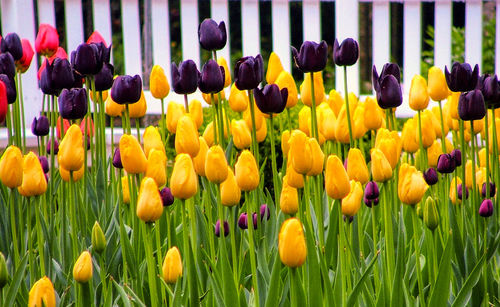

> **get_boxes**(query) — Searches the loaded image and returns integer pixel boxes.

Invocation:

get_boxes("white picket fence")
[0,0,497,127]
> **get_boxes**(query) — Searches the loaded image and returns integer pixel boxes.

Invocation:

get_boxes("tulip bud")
[199,59,225,94]
[364,181,379,203]
[73,251,93,283]
[372,63,402,109]
[423,197,439,231]
[91,222,106,254]
[333,38,359,66]
[371,148,393,182]
[119,134,147,174]
[281,130,291,157]
[31,116,50,137]
[398,163,428,205]
[146,149,167,188]
[189,99,204,129]
[122,176,130,204]
[166,102,185,134]
[266,52,284,84]
[280,175,299,215]
[47,139,59,155]
[342,180,363,216]
[423,168,438,185]
[143,126,165,157]
[288,130,312,175]
[238,213,248,229]
[234,54,264,90]
[170,154,198,199]
[150,65,170,99]
[458,90,486,121]
[325,155,350,199]
[198,19,227,51]
[215,220,229,237]
[427,67,449,102]
[193,137,208,177]
[479,199,493,217]
[306,138,325,176]
[228,84,249,112]
[35,24,59,57]
[231,119,252,150]
[235,150,260,191]
[401,118,419,153]
[260,204,270,221]
[445,62,479,92]
[0,145,23,188]
[18,152,47,197]
[110,75,142,104]
[137,177,164,222]
[0,252,7,289]
[481,181,496,198]
[162,246,183,283]
[171,60,200,95]
[409,75,430,111]
[112,147,123,168]
[275,70,299,108]
[300,71,325,107]
[205,146,229,184]
[451,149,462,167]
[221,167,241,207]
[291,40,328,73]
[58,124,84,172]
[364,96,383,130]
[346,148,369,184]
[458,183,469,201]
[28,276,56,307]
[286,152,304,189]
[436,153,456,174]
[175,115,200,157]
[278,218,307,267]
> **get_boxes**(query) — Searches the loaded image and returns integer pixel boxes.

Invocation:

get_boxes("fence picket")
[241,0,261,56]
[180,0,200,67]
[92,0,112,46]
[211,0,231,71]
[37,0,56,26]
[64,0,84,53]
[465,0,482,71]
[121,0,143,76]
[272,0,291,72]
[434,0,452,71]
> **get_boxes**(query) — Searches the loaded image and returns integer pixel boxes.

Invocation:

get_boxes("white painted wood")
[211,0,231,72]
[372,0,390,84]
[434,0,452,71]
[151,0,171,78]
[37,0,56,26]
[403,0,421,92]
[92,0,112,45]
[335,0,360,95]
[180,0,200,67]
[241,0,260,56]
[121,0,143,76]
[0,0,16,34]
[496,0,500,75]
[302,0,320,43]
[272,0,291,72]
[64,0,84,53]
[465,0,482,72]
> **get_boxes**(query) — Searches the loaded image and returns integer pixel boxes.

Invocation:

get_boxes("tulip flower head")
[171,60,200,95]
[136,177,164,222]
[266,52,284,84]
[170,154,198,199]
[254,84,288,114]
[423,168,438,185]
[146,149,167,188]
[71,42,110,75]
[0,52,16,80]
[0,145,23,188]
[479,199,493,217]
[228,83,249,112]
[288,130,312,175]
[291,40,328,73]
[73,251,93,283]
[162,247,183,283]
[342,180,363,216]
[427,66,449,101]
[198,19,227,51]
[215,220,230,237]
[409,74,430,111]
[231,119,252,150]
[347,148,369,184]
[364,181,379,208]
[175,115,200,157]
[325,155,350,199]
[445,62,479,92]
[221,167,241,207]
[280,175,299,215]
[143,126,165,157]
[17,39,35,73]
[371,148,392,182]
[479,74,500,109]
[28,276,56,307]
[372,63,402,109]
[110,75,142,104]
[235,150,260,191]
[437,153,456,173]
[217,57,232,87]
[0,81,7,123]
[398,163,428,205]
[481,182,496,198]
[205,145,229,184]
[119,134,147,174]
[160,187,175,207]
[458,90,486,121]
[91,222,107,254]
[307,137,325,176]
[234,54,264,90]
[199,59,225,94]
[58,124,84,172]
[333,38,359,66]
[31,116,50,137]
[58,88,87,120]
[35,24,59,57]
[1,33,23,60]
[40,58,74,95]
[150,65,170,99]
[278,218,307,267]
[94,63,114,91]
[423,197,439,231]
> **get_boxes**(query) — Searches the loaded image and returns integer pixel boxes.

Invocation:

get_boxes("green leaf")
[428,232,453,307]
[264,252,282,307]
[4,252,29,307]
[347,251,378,306]
[391,216,405,307]
[112,280,132,307]
[451,254,486,307]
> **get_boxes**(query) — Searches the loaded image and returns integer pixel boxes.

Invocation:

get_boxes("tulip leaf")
[428,232,453,307]
[4,252,28,307]
[112,280,132,307]
[451,253,485,307]
[124,283,147,307]
[346,250,378,306]
[391,214,405,307]
[119,219,137,279]
[264,252,282,307]
[449,203,466,276]
[487,230,500,261]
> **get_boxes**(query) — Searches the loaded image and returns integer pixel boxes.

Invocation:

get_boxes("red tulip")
[80,117,94,137]
[56,116,70,139]
[16,39,35,73]
[35,24,59,57]
[87,31,107,46]
[37,47,68,80]
[0,81,7,123]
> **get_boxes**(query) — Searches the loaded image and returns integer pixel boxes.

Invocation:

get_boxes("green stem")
[160,98,166,146]
[212,101,219,145]
[417,110,426,170]
[9,189,20,268]
[35,197,46,277]
[438,101,447,154]
[484,110,490,198]
[382,183,394,280]
[229,206,238,286]
[27,197,35,285]
[143,223,159,307]
[154,221,167,304]
[6,102,11,145]
[342,67,354,147]
[309,72,320,141]
[269,116,280,210]
[337,199,347,307]
[184,94,190,113]
[412,207,425,307]
[248,90,260,165]
[69,172,79,261]
[286,108,293,131]
[245,192,260,306]
[17,73,26,149]
[289,267,299,307]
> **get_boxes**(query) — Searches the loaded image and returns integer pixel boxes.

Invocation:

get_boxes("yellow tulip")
[217,57,232,87]
[286,152,304,189]
[402,118,419,153]
[300,71,324,107]
[129,91,147,118]
[409,74,430,111]
[170,154,198,199]
[58,124,84,172]
[166,102,186,134]
[150,65,170,99]
[235,150,260,191]
[342,180,363,217]
[189,99,204,129]
[449,176,462,205]
[371,148,392,182]
[162,246,183,284]
[228,84,249,112]
[431,106,449,138]
[73,251,92,283]
[364,96,383,130]
[288,130,312,175]
[231,119,252,150]
[89,90,108,103]
[416,110,437,148]
[375,129,401,169]
[281,130,291,157]
[307,138,324,176]
[476,167,486,189]
[175,115,200,157]
[205,145,229,184]
[28,276,56,307]
[278,218,307,268]
[465,160,473,188]
[347,148,369,184]
[266,52,284,84]
[479,148,487,167]
[326,89,343,116]
[275,70,298,108]
[119,134,147,174]
[318,105,336,141]
[203,121,215,147]
[143,126,165,157]
[105,94,125,117]
[146,149,167,187]
[280,175,299,215]
[121,176,130,204]
[243,105,264,131]
[18,152,47,197]
[448,92,460,120]
[59,164,85,182]
[202,90,225,105]
[137,177,164,222]
[335,106,351,144]
[221,167,241,207]
[298,106,311,136]
[0,145,23,188]
[427,140,443,168]
[325,155,350,199]
[427,66,449,102]
[193,137,209,177]
[398,163,428,205]
[256,119,267,143]
[353,104,367,139]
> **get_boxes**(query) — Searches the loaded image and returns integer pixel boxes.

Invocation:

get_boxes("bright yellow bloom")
[318,104,336,141]
[375,129,402,169]
[266,52,284,84]
[170,154,198,199]
[256,119,267,143]
[353,103,367,139]
[89,90,108,103]
[59,164,85,182]
[217,56,232,87]
[28,276,56,307]
[288,130,312,175]
[0,145,23,188]
[364,96,383,130]
[18,152,47,197]
[243,105,264,131]
[175,115,200,157]
[231,119,251,150]
[162,247,183,284]
[448,92,460,120]
[275,70,298,108]
[146,149,167,187]
[121,176,130,204]
[193,137,208,177]
[58,124,84,171]
[105,94,125,117]
[342,180,363,217]
[205,145,229,184]
[402,118,419,153]
[278,218,307,268]
[371,148,392,182]
[286,152,304,189]
[449,176,462,205]
[143,126,165,157]
[347,148,369,184]
[398,163,428,205]
[300,72,324,107]
[298,106,311,136]
[73,251,93,283]
[189,99,204,129]
[326,89,343,116]
[150,65,170,99]
[325,155,350,199]
[307,138,324,176]
[221,167,241,207]
[136,177,164,222]
[427,66,449,102]
[166,102,186,134]
[334,106,351,144]
[129,91,147,118]
[228,84,248,112]
[427,140,443,168]
[431,106,449,138]
[281,130,291,157]
[280,175,299,215]
[409,74,430,111]
[235,150,260,191]
[202,121,215,147]
[119,134,147,174]
[416,110,437,148]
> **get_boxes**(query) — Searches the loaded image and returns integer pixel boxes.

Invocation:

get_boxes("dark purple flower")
[94,63,114,91]
[1,33,23,61]
[58,88,87,120]
[198,60,225,94]
[333,38,359,67]
[72,70,84,89]
[364,181,379,207]
[110,75,142,104]
[198,19,227,51]
[71,43,105,75]
[238,213,248,230]
[458,184,469,200]
[85,135,91,150]
[47,139,59,155]
[251,213,258,229]
[31,116,50,136]
[437,154,456,174]
[479,74,500,109]
[364,196,379,208]
[481,182,496,198]
[254,84,288,114]
[451,149,462,167]
[40,58,75,95]
[112,147,122,169]
[445,62,479,92]
[260,204,270,221]
[160,187,175,207]
[291,41,328,73]
[373,64,402,109]
[0,74,16,104]
[478,199,493,217]
[171,60,200,95]
[423,168,438,185]
[38,156,49,173]
[343,215,354,223]
[0,53,16,79]
[458,90,486,121]
[234,55,263,90]
[215,220,229,237]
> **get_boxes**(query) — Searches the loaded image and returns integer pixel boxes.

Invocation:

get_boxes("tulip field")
[0,18,499,307]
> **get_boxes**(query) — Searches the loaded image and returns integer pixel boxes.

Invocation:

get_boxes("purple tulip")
[445,62,479,92]
[38,156,49,173]
[47,139,59,155]
[0,74,16,104]
[364,196,379,208]
[251,213,258,229]
[110,75,142,104]
[1,33,23,61]
[171,60,200,95]
[40,58,75,95]
[234,55,263,90]
[479,74,500,109]
[372,64,402,109]
[71,70,84,89]
[254,84,288,114]
[112,147,122,169]
[458,184,469,200]
[458,90,486,121]
[198,60,225,94]
[58,88,88,120]
[451,149,462,167]
[478,199,493,217]
[0,53,15,79]
[71,43,107,75]
[481,182,496,198]
[291,40,328,73]
[31,116,50,137]
[437,154,456,174]
[94,63,114,91]
[423,168,438,185]
[364,181,379,208]
[198,19,227,51]
[260,204,270,221]
[333,38,359,67]
[238,213,248,230]
[215,220,229,237]
[160,187,175,207]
